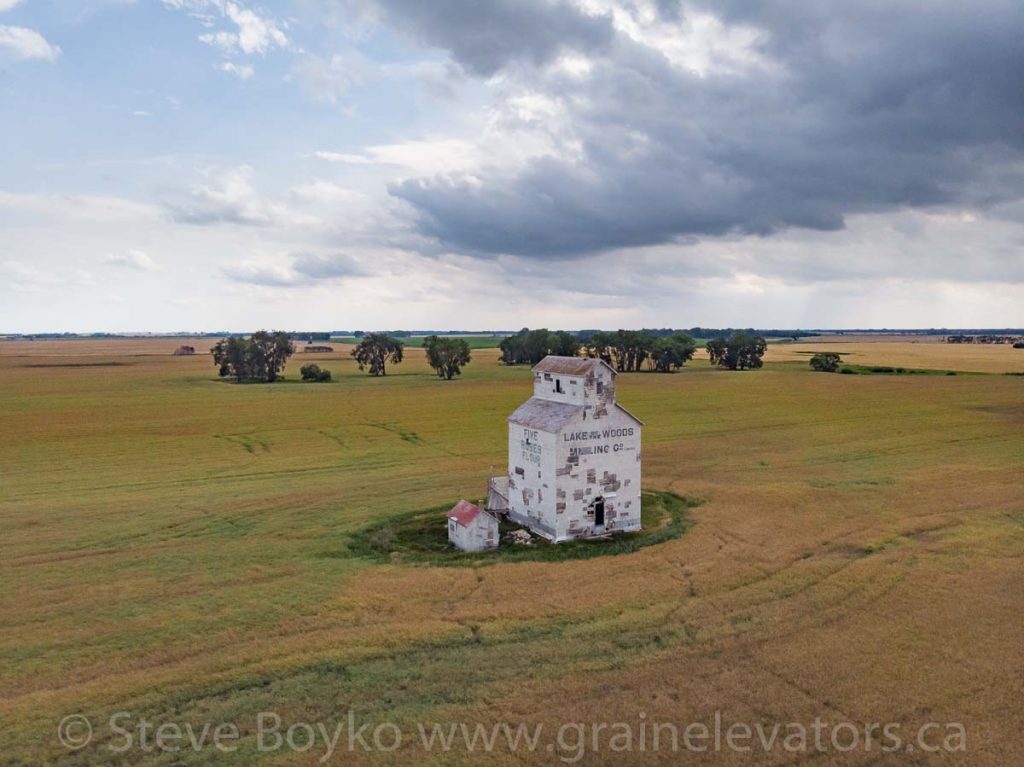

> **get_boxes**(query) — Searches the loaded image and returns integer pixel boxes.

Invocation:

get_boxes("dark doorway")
[594,497,605,527]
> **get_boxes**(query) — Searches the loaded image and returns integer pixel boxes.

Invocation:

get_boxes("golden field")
[0,338,1022,765]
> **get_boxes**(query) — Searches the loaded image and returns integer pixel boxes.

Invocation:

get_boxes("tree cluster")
[706,331,768,370]
[422,335,472,380]
[809,352,842,372]
[351,333,404,376]
[300,363,332,382]
[211,331,295,383]
[584,330,697,372]
[499,328,580,365]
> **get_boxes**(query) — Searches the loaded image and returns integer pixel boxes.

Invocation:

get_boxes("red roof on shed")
[446,499,482,527]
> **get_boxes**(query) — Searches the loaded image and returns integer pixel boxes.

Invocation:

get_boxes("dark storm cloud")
[369,0,614,77]
[387,1,1024,259]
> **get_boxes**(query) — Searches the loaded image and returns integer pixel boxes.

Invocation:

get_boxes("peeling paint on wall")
[501,356,643,543]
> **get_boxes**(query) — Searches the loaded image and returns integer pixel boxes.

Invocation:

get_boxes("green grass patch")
[343,490,701,566]
[837,364,977,376]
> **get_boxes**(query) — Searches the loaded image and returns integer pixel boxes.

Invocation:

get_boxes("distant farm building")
[304,345,334,353]
[446,500,499,552]
[172,345,196,356]
[493,356,642,543]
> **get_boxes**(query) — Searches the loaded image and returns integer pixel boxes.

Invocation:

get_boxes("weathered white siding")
[505,356,642,543]
[553,405,641,540]
[507,423,558,539]
[448,513,499,552]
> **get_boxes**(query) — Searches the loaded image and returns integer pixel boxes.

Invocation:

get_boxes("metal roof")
[532,355,615,377]
[508,397,584,432]
[446,499,483,527]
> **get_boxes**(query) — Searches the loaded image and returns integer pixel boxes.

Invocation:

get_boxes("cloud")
[316,139,492,175]
[289,180,364,204]
[167,166,313,226]
[163,0,287,58]
[0,0,24,12]
[314,151,373,164]
[219,61,253,79]
[0,25,61,62]
[364,0,614,77]
[291,52,365,103]
[382,1,1024,264]
[223,251,364,286]
[291,251,364,279]
[103,250,159,271]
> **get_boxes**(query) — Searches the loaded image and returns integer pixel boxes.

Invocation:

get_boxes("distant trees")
[582,332,614,366]
[809,352,842,372]
[548,330,581,357]
[499,328,579,365]
[583,330,696,373]
[500,327,697,373]
[351,333,404,376]
[706,331,767,370]
[300,363,332,382]
[648,333,698,372]
[422,335,472,380]
[211,331,295,383]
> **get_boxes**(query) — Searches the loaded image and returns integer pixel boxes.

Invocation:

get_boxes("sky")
[1,0,1022,333]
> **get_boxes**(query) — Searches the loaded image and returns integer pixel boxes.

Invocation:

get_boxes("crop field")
[1,339,1022,765]
[331,334,509,349]
[765,339,1024,374]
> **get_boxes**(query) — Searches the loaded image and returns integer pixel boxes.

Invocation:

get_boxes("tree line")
[212,328,769,384]
[499,329,581,365]
[501,327,765,372]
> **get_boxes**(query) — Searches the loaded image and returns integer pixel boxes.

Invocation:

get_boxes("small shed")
[446,500,499,552]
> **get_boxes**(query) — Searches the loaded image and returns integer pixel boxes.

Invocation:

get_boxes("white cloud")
[292,52,365,104]
[167,166,319,227]
[103,250,159,271]
[0,0,25,12]
[222,2,286,54]
[0,25,61,62]
[289,180,364,204]
[316,139,483,175]
[314,151,373,164]
[219,61,253,79]
[167,0,287,56]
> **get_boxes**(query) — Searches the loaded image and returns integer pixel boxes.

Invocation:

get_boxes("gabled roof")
[615,402,645,426]
[508,397,584,432]
[532,355,616,377]
[446,499,483,527]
